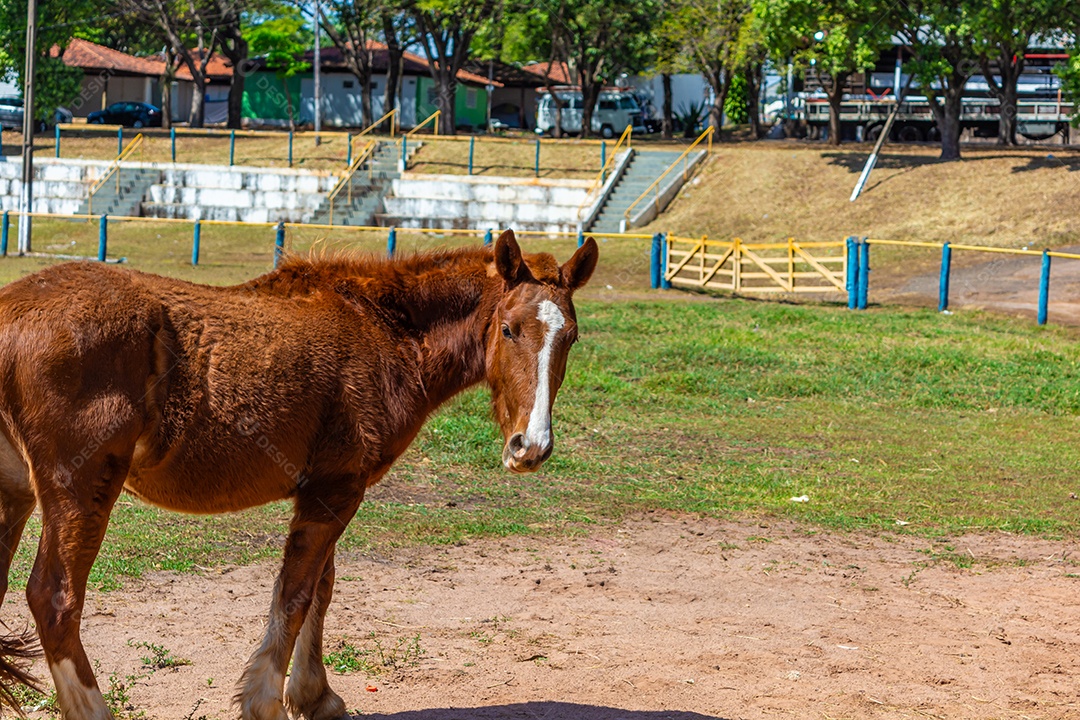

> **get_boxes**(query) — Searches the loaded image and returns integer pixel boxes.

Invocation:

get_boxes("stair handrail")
[326,139,377,225]
[406,110,441,137]
[354,108,398,139]
[88,133,145,216]
[622,126,714,226]
[584,124,632,199]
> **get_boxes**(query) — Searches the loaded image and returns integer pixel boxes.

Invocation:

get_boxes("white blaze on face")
[524,299,566,450]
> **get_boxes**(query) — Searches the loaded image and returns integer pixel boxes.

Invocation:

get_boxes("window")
[619,96,637,110]
[343,80,354,89]
[599,100,617,111]
[466,88,478,109]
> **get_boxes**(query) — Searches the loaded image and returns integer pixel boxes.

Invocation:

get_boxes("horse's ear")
[494,229,533,286]
[561,237,599,292]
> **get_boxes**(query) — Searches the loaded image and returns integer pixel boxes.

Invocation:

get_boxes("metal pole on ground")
[577,229,584,248]
[171,128,177,162]
[288,131,293,167]
[856,239,870,310]
[346,133,352,166]
[845,236,858,309]
[468,136,474,175]
[117,127,123,155]
[387,227,397,257]
[534,139,540,178]
[938,242,952,312]
[98,214,107,262]
[650,233,662,289]
[1038,249,1051,326]
[192,219,201,266]
[484,228,493,246]
[274,221,285,267]
[54,124,59,158]
[0,211,8,256]
[229,130,236,166]
[18,0,37,255]
[661,233,672,289]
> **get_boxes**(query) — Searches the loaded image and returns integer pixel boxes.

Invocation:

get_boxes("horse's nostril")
[508,433,526,458]
[540,443,553,462]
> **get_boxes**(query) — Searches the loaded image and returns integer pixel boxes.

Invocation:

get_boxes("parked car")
[0,96,73,131]
[87,102,162,128]
[535,90,646,138]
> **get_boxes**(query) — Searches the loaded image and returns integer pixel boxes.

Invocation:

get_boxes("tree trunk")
[930,88,964,161]
[359,66,373,128]
[661,73,673,140]
[283,76,295,130]
[982,53,1022,146]
[190,79,205,127]
[826,72,848,146]
[227,69,244,129]
[580,78,602,139]
[744,64,763,139]
[160,59,174,130]
[382,13,401,120]
[437,70,456,134]
[706,70,731,139]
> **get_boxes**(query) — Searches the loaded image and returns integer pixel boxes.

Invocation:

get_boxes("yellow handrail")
[355,108,398,139]
[326,139,377,225]
[587,125,632,196]
[622,126,715,225]
[407,110,441,137]
[88,133,145,216]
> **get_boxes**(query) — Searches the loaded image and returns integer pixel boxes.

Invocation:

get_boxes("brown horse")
[0,229,597,719]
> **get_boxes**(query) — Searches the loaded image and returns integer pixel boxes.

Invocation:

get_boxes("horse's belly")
[124,450,297,514]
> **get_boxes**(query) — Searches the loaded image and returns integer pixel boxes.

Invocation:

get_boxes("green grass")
[6,296,1080,592]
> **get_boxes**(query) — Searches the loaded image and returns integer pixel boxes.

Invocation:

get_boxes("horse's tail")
[0,625,43,714]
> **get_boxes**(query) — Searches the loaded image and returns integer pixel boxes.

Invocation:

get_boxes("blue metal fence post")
[229,130,236,166]
[346,133,352,166]
[0,211,8,257]
[401,137,407,170]
[468,136,475,175]
[534,139,541,178]
[661,233,672,289]
[98,214,108,262]
[288,131,293,167]
[274,221,285,268]
[845,236,858,309]
[650,233,662,289]
[577,229,585,248]
[600,141,607,179]
[54,125,60,158]
[856,238,870,310]
[117,127,123,155]
[192,219,201,266]
[938,242,952,312]
[484,228,493,246]
[171,128,177,163]
[1038,249,1051,326]
[387,227,397,257]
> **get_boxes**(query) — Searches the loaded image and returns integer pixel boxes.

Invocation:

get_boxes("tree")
[0,0,109,126]
[317,0,384,129]
[549,0,656,139]
[214,0,251,130]
[119,0,224,128]
[666,0,752,137]
[896,0,979,161]
[757,0,893,145]
[407,0,498,134]
[247,10,311,128]
[973,0,1058,145]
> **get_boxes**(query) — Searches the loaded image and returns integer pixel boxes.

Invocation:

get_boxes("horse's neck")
[398,265,498,412]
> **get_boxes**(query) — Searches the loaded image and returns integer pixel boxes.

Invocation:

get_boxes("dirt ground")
[9,513,1079,720]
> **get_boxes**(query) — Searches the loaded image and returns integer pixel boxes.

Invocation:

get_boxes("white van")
[535,90,646,138]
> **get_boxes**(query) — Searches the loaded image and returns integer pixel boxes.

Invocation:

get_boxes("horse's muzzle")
[502,432,553,473]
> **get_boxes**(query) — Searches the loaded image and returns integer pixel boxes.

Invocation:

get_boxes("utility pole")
[313,0,321,146]
[18,0,37,254]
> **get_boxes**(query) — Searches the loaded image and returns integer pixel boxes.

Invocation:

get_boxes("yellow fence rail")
[665,236,847,294]
[623,126,714,227]
[87,133,145,216]
[354,109,398,139]
[407,110,441,137]
[326,139,378,225]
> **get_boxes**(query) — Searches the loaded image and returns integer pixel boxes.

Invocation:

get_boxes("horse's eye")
[502,324,514,340]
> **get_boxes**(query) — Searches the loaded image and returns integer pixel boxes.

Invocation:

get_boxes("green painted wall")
[242,72,303,122]
[416,77,488,129]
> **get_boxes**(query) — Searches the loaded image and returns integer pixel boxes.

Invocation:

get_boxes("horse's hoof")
[286,685,348,720]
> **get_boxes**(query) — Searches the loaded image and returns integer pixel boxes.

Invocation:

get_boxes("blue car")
[87,102,162,128]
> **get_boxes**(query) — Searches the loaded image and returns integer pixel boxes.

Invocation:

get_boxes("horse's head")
[487,230,598,474]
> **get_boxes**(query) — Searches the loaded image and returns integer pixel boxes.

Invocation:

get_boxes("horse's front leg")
[285,551,345,720]
[237,489,361,720]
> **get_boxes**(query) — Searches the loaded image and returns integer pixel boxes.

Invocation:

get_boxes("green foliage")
[247,12,312,79]
[724,72,749,124]
[324,633,424,675]
[1056,53,1080,127]
[128,640,193,670]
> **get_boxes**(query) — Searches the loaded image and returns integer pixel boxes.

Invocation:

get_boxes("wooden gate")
[664,236,847,294]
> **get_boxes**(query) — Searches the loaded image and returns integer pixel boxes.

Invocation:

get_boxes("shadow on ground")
[358,703,726,720]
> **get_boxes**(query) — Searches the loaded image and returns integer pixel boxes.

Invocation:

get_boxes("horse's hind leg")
[0,430,35,607]
[26,453,130,720]
[285,551,345,720]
